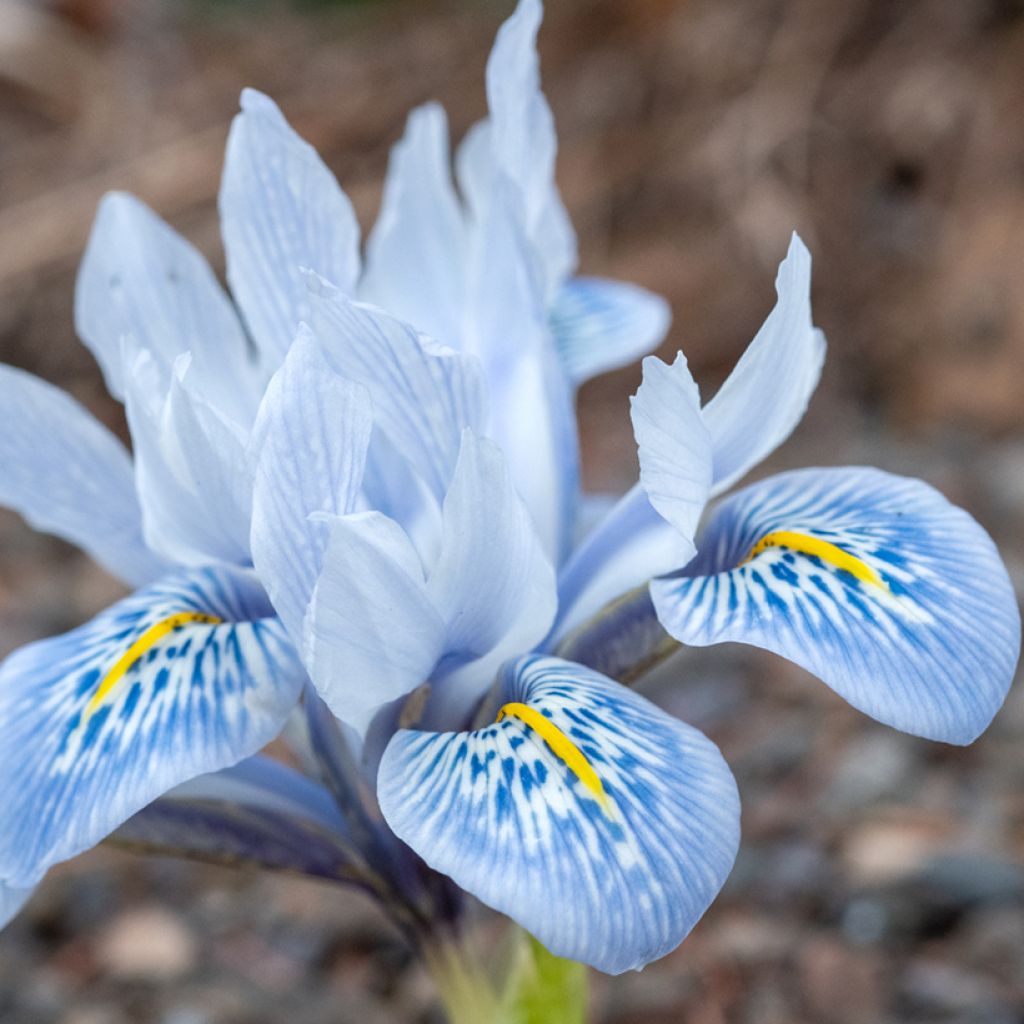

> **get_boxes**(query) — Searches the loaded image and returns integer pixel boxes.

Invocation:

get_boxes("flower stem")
[555,585,679,685]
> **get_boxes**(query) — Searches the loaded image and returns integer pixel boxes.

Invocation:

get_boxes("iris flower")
[0,0,1018,998]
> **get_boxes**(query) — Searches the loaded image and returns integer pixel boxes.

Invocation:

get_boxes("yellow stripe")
[740,530,887,589]
[496,702,611,812]
[85,612,223,717]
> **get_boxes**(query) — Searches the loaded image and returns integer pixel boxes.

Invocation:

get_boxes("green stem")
[424,925,589,1024]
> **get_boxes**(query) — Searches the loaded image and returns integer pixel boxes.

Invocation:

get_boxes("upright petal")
[306,512,445,733]
[651,467,1021,744]
[75,192,258,425]
[309,284,485,504]
[124,350,253,568]
[477,0,577,296]
[220,89,361,366]
[0,364,166,588]
[550,276,671,387]
[427,431,557,718]
[702,234,825,495]
[249,326,373,643]
[552,353,711,639]
[0,566,304,889]
[360,103,466,347]
[465,179,579,564]
[379,655,739,974]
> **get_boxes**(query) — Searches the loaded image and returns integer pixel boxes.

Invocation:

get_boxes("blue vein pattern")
[378,654,740,974]
[652,466,1021,743]
[0,566,303,888]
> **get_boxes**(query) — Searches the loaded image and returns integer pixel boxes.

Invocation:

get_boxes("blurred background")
[1,0,1023,1021]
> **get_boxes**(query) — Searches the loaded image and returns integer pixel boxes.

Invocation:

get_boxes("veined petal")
[551,276,671,387]
[249,326,373,644]
[307,512,446,734]
[379,655,739,974]
[220,89,361,366]
[360,103,466,347]
[465,178,579,564]
[124,350,253,567]
[632,352,713,540]
[702,233,825,495]
[75,192,258,425]
[651,467,1021,744]
[479,0,577,297]
[0,566,304,889]
[427,431,557,719]
[0,363,166,588]
[308,283,485,505]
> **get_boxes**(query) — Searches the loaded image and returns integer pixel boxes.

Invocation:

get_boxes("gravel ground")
[0,1,1022,1021]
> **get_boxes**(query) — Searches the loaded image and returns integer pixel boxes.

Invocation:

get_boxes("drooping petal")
[379,654,740,974]
[306,512,445,734]
[360,103,466,347]
[552,353,711,638]
[651,467,1021,744]
[249,326,372,644]
[427,431,557,719]
[75,192,258,425]
[219,89,361,366]
[0,363,166,588]
[550,276,671,387]
[702,233,825,495]
[308,283,485,504]
[124,350,253,567]
[0,566,304,889]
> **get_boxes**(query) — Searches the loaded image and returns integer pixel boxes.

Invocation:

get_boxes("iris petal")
[0,363,166,588]
[551,276,670,387]
[651,467,1021,743]
[220,89,361,366]
[360,103,466,347]
[702,233,825,495]
[378,654,739,974]
[0,566,303,889]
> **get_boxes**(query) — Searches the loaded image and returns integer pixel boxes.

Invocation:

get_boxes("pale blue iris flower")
[0,0,1018,984]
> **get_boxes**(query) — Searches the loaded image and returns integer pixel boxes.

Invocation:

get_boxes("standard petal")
[75,192,258,425]
[552,353,712,638]
[249,326,372,643]
[427,431,557,718]
[551,276,671,387]
[124,350,253,567]
[631,352,713,540]
[651,467,1021,744]
[0,363,166,588]
[478,0,577,296]
[309,284,486,504]
[360,103,466,347]
[379,654,739,974]
[701,233,825,495]
[0,566,304,889]
[465,179,579,563]
[307,512,446,734]
[219,89,361,366]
